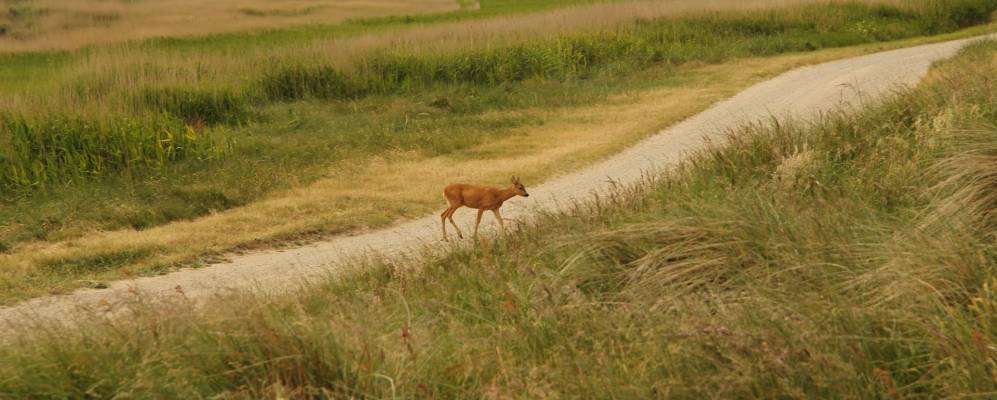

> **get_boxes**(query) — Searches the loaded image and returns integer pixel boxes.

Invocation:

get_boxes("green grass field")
[4,0,997,397]
[4,27,997,400]
[1,0,995,279]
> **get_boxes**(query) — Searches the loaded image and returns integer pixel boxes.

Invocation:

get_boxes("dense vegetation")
[0,116,229,191]
[261,1,997,100]
[4,32,997,400]
[1,0,995,251]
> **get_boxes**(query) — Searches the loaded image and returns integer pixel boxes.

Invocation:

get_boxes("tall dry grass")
[0,0,457,53]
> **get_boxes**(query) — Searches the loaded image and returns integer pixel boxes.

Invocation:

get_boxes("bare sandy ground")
[1,35,992,333]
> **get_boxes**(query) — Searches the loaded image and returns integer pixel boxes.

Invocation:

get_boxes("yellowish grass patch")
[0,0,457,53]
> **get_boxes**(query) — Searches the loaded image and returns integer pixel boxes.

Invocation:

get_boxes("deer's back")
[444,183,502,209]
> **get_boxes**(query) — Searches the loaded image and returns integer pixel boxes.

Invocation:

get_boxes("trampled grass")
[1,0,997,304]
[3,33,997,400]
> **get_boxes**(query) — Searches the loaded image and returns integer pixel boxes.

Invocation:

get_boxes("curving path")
[2,34,992,332]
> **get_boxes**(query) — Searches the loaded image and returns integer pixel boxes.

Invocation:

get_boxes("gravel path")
[2,35,991,331]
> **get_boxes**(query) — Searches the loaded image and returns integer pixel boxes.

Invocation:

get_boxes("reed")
[0,115,228,193]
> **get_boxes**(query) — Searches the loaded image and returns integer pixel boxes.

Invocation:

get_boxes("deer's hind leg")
[441,206,455,241]
[447,206,464,239]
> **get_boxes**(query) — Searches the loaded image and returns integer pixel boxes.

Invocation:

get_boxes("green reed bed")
[138,87,252,126]
[0,115,228,194]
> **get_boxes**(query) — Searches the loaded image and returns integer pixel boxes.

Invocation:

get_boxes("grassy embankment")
[0,0,996,303]
[4,27,997,400]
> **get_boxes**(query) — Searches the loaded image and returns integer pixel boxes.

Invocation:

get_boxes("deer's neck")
[497,187,518,203]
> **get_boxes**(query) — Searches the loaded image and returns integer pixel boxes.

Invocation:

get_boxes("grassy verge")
[4,33,997,400]
[1,0,996,304]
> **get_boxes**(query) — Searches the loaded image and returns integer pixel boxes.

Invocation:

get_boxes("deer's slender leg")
[492,209,505,232]
[474,208,485,236]
[441,206,454,241]
[448,207,463,238]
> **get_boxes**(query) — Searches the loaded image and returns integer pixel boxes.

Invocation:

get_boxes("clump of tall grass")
[139,87,251,125]
[920,0,997,31]
[0,115,228,193]
[259,65,371,101]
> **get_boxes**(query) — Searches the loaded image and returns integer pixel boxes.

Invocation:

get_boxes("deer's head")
[511,176,529,197]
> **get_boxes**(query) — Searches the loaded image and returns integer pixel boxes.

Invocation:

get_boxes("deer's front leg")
[493,209,505,232]
[474,209,485,236]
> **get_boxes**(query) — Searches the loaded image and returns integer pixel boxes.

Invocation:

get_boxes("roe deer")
[441,176,529,241]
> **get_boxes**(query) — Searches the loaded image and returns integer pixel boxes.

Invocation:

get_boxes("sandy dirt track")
[2,35,992,331]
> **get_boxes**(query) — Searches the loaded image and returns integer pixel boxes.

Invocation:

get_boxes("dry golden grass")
[1,29,984,302]
[0,0,457,53]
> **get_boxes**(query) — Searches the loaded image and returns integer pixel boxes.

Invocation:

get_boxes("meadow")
[0,0,457,53]
[1,0,997,303]
[3,30,997,400]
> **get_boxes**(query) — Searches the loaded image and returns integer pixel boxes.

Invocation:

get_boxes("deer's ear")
[511,176,518,184]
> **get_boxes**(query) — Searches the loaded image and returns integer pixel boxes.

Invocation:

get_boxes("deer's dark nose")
[523,193,530,197]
